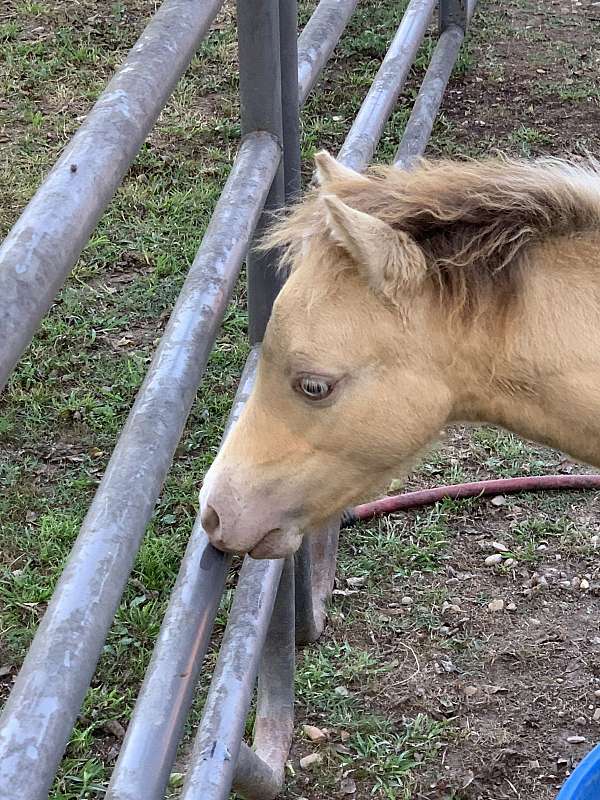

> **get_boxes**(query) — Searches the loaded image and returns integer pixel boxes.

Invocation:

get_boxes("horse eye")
[296,375,333,400]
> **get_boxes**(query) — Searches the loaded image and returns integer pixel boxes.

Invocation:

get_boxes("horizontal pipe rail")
[1,0,479,795]
[0,0,359,394]
[0,0,363,793]
[297,0,360,105]
[338,0,436,171]
[179,1,447,793]
[104,347,261,800]
[0,0,224,393]
[395,1,477,168]
[180,557,285,800]
[0,133,280,800]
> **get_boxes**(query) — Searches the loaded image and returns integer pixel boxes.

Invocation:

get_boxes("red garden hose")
[341,473,600,527]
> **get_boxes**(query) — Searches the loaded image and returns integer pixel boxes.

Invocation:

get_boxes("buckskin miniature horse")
[200,150,600,559]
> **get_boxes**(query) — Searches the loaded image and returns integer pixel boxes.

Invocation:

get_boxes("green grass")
[1,0,599,798]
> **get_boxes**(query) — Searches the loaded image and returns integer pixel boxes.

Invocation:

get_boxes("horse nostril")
[201,504,220,537]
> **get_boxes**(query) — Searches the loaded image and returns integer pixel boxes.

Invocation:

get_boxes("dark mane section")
[264,156,600,315]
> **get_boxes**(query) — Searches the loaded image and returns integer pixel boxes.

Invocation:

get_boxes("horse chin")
[249,527,303,560]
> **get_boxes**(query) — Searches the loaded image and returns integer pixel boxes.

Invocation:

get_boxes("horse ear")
[322,194,427,300]
[313,150,369,186]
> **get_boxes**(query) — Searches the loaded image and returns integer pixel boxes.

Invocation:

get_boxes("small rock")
[572,577,581,589]
[488,598,504,612]
[537,544,548,551]
[346,576,367,588]
[567,736,586,744]
[580,579,590,590]
[303,725,327,742]
[401,596,414,606]
[334,686,350,697]
[485,554,503,566]
[464,685,479,698]
[442,658,456,672]
[593,708,600,722]
[491,495,506,507]
[504,558,516,568]
[595,689,600,698]
[340,730,351,742]
[103,720,126,739]
[492,541,509,552]
[441,601,462,614]
[506,602,517,612]
[340,777,357,795]
[575,716,587,726]
[299,753,322,769]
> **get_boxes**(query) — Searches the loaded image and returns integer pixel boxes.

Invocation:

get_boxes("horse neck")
[444,232,600,467]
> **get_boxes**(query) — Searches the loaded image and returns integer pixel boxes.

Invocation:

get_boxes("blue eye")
[296,375,333,400]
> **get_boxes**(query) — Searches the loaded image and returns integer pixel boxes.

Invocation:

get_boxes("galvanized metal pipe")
[395,0,477,168]
[179,556,284,800]
[233,743,281,800]
[104,349,261,800]
[294,520,340,644]
[247,556,295,792]
[439,0,469,31]
[0,133,280,800]
[1,0,358,793]
[297,0,360,106]
[279,0,302,200]
[394,23,465,168]
[238,0,286,344]
[107,0,338,788]
[338,0,437,171]
[0,0,224,393]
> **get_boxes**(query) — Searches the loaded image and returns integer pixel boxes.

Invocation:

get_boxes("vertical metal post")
[237,0,285,344]
[279,0,302,201]
[439,0,468,31]
[294,521,339,644]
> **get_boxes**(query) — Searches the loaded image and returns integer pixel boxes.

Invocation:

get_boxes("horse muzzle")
[199,472,304,559]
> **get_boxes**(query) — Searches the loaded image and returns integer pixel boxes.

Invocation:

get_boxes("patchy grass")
[2,0,600,799]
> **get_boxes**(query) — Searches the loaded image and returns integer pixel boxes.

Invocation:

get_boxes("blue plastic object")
[557,742,600,799]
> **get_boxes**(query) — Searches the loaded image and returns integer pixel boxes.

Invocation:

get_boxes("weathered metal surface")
[0,0,224,392]
[338,0,437,171]
[104,348,262,800]
[180,557,284,800]
[0,134,280,800]
[297,0,360,105]
[238,0,286,344]
[439,0,469,32]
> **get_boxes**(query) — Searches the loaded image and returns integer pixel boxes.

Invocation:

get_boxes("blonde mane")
[263,156,600,315]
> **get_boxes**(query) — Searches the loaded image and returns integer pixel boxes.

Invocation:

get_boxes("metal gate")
[0,1,475,797]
